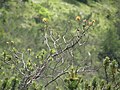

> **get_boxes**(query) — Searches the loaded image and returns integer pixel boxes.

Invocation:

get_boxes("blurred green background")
[0,0,120,90]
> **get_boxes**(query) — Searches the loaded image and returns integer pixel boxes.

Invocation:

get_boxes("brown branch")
[44,71,68,87]
[51,26,90,57]
[19,23,92,89]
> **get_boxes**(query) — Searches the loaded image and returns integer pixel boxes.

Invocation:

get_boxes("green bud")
[92,77,97,89]
[103,57,110,67]
[50,48,56,54]
[109,60,118,73]
[56,86,61,90]
[11,41,14,44]
[2,51,6,58]
[106,83,111,90]
[27,48,31,54]
[6,55,12,61]
[12,47,17,53]
[100,79,105,88]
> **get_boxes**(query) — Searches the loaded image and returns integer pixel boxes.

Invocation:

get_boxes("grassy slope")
[0,0,119,89]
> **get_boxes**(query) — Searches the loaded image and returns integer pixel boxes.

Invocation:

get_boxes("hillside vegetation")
[0,0,120,90]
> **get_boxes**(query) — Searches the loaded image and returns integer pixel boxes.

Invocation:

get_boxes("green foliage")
[64,58,120,90]
[0,0,120,90]
[64,66,80,90]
